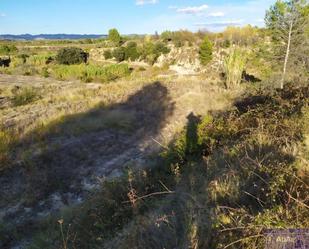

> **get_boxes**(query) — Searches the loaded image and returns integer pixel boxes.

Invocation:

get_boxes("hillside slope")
[24,84,309,249]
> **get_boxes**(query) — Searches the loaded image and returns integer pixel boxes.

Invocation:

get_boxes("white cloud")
[176,4,209,14]
[0,13,6,17]
[136,0,158,6]
[208,12,225,17]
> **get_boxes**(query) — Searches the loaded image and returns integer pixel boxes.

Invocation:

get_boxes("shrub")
[222,25,259,46]
[140,42,170,64]
[113,47,126,62]
[223,48,247,89]
[0,45,18,55]
[199,36,213,66]
[161,31,173,42]
[12,87,40,106]
[104,50,113,60]
[161,30,196,46]
[108,28,122,46]
[56,47,88,65]
[51,64,131,83]
[28,54,55,66]
[154,42,170,55]
[124,42,140,61]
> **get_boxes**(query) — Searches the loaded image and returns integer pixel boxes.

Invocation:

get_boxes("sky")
[0,0,277,35]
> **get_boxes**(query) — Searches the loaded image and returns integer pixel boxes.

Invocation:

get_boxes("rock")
[154,45,201,74]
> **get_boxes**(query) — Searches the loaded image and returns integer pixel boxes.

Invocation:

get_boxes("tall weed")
[223,48,247,88]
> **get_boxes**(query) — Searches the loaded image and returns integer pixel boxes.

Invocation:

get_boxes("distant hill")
[0,34,107,40]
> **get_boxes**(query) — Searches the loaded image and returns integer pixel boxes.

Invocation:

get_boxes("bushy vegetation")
[11,87,40,106]
[56,47,88,65]
[112,47,126,62]
[103,49,113,60]
[223,48,247,89]
[140,41,170,64]
[28,54,55,66]
[221,25,260,46]
[124,42,140,61]
[161,30,197,47]
[0,44,18,55]
[52,63,131,83]
[199,36,213,66]
[29,85,309,249]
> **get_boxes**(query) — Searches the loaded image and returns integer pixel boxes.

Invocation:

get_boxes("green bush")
[55,47,88,65]
[154,42,170,55]
[104,50,113,60]
[51,64,131,83]
[113,47,126,62]
[199,36,213,66]
[0,45,18,55]
[111,43,141,62]
[140,42,170,64]
[124,42,140,61]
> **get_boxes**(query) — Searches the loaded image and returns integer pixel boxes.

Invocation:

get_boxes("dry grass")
[1,72,239,148]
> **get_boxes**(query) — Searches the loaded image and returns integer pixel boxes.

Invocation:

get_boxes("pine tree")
[199,36,213,66]
[265,0,309,88]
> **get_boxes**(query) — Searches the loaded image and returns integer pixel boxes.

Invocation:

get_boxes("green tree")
[56,47,88,65]
[199,36,213,66]
[265,0,309,88]
[108,28,122,46]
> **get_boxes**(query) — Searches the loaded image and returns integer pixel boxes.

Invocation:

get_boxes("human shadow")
[185,112,202,157]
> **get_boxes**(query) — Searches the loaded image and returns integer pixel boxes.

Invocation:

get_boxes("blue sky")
[0,0,276,34]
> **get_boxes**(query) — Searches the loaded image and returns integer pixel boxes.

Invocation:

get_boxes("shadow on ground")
[0,81,175,248]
